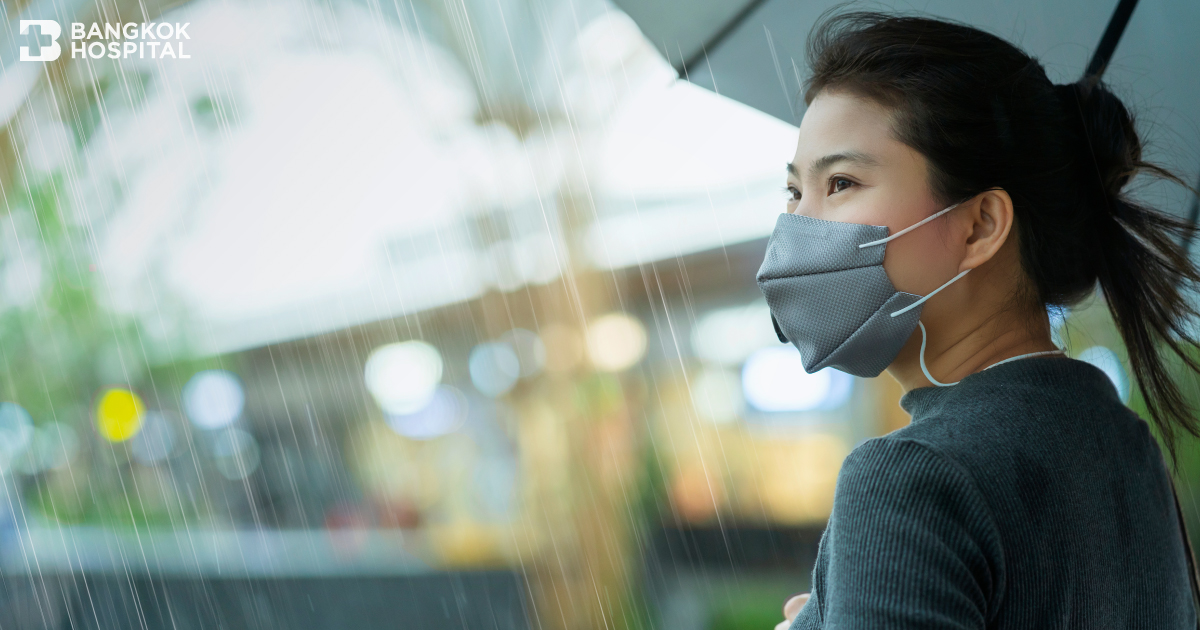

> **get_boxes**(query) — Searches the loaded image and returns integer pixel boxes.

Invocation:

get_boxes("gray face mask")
[755,204,968,378]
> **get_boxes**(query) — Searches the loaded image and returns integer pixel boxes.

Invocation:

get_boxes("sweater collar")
[898,355,1121,420]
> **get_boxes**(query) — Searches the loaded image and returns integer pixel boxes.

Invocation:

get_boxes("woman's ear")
[960,188,1015,270]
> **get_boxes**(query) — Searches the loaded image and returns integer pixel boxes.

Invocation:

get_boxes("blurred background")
[0,0,1196,627]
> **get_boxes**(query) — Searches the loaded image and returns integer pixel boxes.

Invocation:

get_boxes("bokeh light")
[131,412,179,465]
[691,368,743,424]
[1078,346,1130,402]
[500,328,546,378]
[385,385,469,440]
[95,388,146,443]
[1048,305,1071,347]
[586,312,647,372]
[211,428,261,481]
[469,343,521,397]
[691,301,778,365]
[473,455,519,520]
[15,423,79,475]
[741,347,852,412]
[0,403,34,473]
[365,341,444,414]
[183,370,245,430]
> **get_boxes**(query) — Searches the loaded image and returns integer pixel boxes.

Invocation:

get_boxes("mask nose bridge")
[757,213,889,282]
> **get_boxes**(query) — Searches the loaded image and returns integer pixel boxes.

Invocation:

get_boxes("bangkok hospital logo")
[19,20,191,61]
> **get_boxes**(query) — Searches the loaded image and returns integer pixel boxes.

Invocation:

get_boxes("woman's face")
[785,89,963,298]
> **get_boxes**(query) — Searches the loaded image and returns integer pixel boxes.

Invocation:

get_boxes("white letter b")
[20,20,61,61]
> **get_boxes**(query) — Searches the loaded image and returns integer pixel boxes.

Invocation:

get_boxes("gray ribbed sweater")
[790,356,1196,629]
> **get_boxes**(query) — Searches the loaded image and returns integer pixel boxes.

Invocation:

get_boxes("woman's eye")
[784,186,801,201]
[829,177,855,194]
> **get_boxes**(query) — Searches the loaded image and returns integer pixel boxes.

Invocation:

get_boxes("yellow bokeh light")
[585,313,647,372]
[95,388,146,443]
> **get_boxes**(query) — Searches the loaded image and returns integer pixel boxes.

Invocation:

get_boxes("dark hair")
[804,11,1200,460]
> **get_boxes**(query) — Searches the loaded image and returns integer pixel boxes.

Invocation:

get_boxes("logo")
[19,21,190,61]
[20,20,62,61]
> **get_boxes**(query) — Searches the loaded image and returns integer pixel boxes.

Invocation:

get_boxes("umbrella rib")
[1082,0,1140,85]
[676,0,772,76]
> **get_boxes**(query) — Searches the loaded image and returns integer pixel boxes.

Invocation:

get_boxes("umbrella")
[615,0,1200,238]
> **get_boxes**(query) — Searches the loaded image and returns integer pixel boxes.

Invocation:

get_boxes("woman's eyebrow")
[789,151,879,179]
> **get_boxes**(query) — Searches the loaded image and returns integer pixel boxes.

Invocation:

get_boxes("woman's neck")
[885,307,1060,393]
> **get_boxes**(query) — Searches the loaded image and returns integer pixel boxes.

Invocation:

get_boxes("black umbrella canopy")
[614,0,1200,225]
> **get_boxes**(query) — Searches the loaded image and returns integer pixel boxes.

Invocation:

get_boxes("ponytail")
[1057,80,1200,462]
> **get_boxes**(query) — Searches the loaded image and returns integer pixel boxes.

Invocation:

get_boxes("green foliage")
[0,174,137,421]
[0,153,231,527]
[707,589,789,630]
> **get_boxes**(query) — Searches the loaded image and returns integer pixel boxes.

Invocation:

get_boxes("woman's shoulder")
[836,436,994,515]
[890,360,1158,481]
[899,356,1128,427]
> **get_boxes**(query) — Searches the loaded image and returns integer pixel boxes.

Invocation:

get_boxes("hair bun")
[1053,80,1140,196]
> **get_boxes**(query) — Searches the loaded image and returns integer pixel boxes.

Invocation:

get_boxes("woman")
[761,12,1200,630]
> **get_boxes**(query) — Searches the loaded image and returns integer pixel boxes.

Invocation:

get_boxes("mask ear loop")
[917,321,958,386]
[902,271,969,388]
[899,272,971,388]
[857,202,960,249]
[888,269,971,318]
[858,202,970,387]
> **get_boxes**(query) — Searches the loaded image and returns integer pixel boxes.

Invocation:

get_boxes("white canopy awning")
[13,0,796,354]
